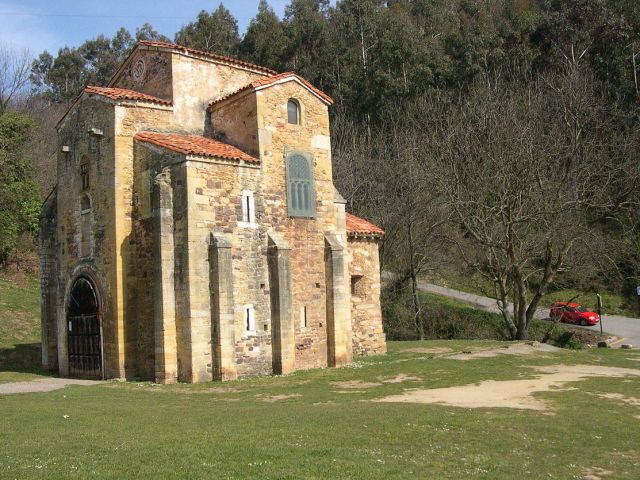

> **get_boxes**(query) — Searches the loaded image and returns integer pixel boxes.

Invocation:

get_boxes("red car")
[549,302,600,326]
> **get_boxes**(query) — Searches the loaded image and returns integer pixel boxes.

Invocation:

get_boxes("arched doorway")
[67,277,102,379]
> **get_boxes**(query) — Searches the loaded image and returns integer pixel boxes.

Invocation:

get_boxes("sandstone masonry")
[40,41,386,382]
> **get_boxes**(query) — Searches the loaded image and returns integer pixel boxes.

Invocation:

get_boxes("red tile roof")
[138,40,277,75]
[210,72,334,106]
[84,86,171,105]
[135,132,259,164]
[346,213,384,238]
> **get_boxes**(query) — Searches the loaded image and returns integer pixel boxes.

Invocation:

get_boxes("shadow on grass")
[0,343,52,375]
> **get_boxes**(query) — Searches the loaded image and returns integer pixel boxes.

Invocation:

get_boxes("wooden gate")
[67,277,102,379]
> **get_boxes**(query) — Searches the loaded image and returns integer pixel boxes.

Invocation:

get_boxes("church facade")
[40,41,386,383]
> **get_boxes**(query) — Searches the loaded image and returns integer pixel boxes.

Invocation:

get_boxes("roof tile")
[134,132,259,164]
[84,86,171,105]
[210,72,333,106]
[139,40,277,75]
[346,213,384,238]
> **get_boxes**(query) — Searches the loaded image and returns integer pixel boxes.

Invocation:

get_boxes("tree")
[135,23,171,43]
[432,68,640,339]
[175,4,241,55]
[282,0,332,88]
[0,44,32,113]
[0,111,40,267]
[240,0,287,70]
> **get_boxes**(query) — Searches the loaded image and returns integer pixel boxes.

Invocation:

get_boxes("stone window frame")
[244,304,255,332]
[287,98,301,125]
[238,189,257,228]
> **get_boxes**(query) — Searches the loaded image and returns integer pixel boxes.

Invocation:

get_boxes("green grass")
[2,273,640,478]
[0,274,48,382]
[1,341,640,479]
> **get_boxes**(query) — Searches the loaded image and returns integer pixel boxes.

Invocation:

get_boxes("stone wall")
[39,192,58,371]
[114,104,174,379]
[171,53,268,135]
[211,94,259,157]
[55,98,119,377]
[348,237,386,356]
[112,50,173,102]
[255,81,350,370]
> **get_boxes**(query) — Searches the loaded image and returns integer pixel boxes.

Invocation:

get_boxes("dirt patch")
[257,393,302,403]
[379,373,421,384]
[330,380,381,389]
[593,393,640,407]
[581,467,613,480]
[401,347,453,355]
[446,343,561,360]
[0,378,102,395]
[372,364,640,411]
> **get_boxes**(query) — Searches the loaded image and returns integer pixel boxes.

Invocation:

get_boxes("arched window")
[287,99,300,125]
[81,194,92,213]
[286,152,315,217]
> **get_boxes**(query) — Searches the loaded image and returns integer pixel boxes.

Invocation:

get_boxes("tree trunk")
[408,222,424,340]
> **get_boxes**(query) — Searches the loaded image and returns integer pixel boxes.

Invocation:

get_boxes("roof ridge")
[209,71,333,107]
[138,40,277,75]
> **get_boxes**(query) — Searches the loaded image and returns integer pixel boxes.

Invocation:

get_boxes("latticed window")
[286,152,315,217]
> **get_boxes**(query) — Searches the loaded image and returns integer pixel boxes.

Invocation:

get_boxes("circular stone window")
[132,59,146,82]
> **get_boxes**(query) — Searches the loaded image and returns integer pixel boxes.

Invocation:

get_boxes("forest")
[1,0,639,340]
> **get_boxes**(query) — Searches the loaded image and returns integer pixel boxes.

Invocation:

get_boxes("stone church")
[40,41,386,383]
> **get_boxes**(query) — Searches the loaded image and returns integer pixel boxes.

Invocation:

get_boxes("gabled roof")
[84,86,172,106]
[210,72,334,107]
[138,41,276,75]
[135,132,259,164]
[346,213,384,238]
[56,85,172,129]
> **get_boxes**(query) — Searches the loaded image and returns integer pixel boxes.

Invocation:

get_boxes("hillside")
[0,274,43,379]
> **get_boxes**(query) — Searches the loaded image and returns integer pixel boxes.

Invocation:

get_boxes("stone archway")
[66,276,103,379]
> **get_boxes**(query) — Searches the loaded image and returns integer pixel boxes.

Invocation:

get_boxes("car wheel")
[580,319,587,326]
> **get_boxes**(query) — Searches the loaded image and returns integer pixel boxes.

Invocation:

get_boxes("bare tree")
[432,67,640,339]
[0,44,32,113]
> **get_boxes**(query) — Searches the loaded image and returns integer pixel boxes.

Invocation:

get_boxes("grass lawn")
[2,341,640,479]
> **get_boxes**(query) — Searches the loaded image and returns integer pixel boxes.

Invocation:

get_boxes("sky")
[0,0,296,56]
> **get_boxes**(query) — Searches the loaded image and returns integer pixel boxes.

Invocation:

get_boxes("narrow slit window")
[351,275,363,296]
[300,306,308,329]
[244,305,255,332]
[80,163,90,190]
[287,99,300,125]
[240,190,255,224]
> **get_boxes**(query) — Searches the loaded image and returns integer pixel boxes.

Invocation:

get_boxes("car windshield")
[576,306,588,312]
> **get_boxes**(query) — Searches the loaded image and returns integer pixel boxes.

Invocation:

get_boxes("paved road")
[418,281,640,347]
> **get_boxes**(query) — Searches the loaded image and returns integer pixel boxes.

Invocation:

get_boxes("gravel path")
[0,378,102,395]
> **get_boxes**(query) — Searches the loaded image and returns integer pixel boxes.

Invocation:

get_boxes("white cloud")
[0,2,60,56]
